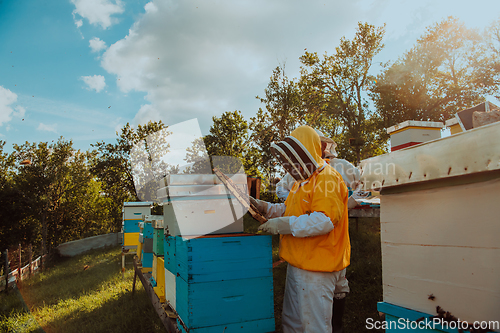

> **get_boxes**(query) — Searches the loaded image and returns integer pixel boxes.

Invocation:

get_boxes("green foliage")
[252,65,304,175]
[203,111,262,177]
[299,22,386,163]
[6,138,114,255]
[90,121,166,228]
[371,17,498,140]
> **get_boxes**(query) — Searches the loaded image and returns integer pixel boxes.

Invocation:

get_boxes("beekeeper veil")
[270,125,325,181]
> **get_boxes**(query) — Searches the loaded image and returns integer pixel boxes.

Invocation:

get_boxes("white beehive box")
[387,120,443,152]
[123,202,153,220]
[159,174,248,237]
[360,121,500,324]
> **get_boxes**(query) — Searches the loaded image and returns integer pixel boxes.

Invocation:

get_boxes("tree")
[479,18,500,100]
[202,111,261,177]
[91,121,166,226]
[251,65,305,179]
[12,139,87,256]
[299,22,386,164]
[0,141,31,252]
[371,17,497,139]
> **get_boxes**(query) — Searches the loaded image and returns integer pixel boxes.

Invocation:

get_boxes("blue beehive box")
[143,222,154,239]
[142,251,153,270]
[170,234,275,333]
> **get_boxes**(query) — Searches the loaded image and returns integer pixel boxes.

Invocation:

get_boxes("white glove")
[347,196,359,209]
[250,196,269,215]
[250,196,286,218]
[258,216,292,235]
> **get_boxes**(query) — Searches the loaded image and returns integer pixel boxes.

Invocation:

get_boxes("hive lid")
[123,201,153,207]
[387,120,443,135]
[159,173,247,186]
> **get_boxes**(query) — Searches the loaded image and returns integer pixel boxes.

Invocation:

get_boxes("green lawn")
[1,215,382,333]
[0,246,165,333]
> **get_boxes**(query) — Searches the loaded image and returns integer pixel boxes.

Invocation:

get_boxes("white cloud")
[80,75,106,92]
[71,0,124,29]
[0,86,26,127]
[98,0,500,133]
[100,1,361,130]
[89,37,107,53]
[37,123,57,133]
[144,2,157,14]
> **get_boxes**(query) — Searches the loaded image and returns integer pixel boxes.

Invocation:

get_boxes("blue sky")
[1,0,499,153]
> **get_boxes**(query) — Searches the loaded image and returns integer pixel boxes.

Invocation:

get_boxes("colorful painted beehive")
[159,173,248,237]
[360,121,500,330]
[167,234,275,333]
[122,202,152,250]
[387,120,443,152]
[152,254,165,302]
[152,216,164,256]
[163,235,177,311]
[445,117,462,135]
[141,221,154,272]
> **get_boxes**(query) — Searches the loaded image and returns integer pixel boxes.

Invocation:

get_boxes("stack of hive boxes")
[360,121,500,331]
[151,216,165,303]
[122,202,152,251]
[141,215,159,273]
[159,173,275,333]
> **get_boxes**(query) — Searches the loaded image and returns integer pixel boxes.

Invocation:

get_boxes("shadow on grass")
[0,286,46,333]
[36,286,165,333]
[18,246,123,309]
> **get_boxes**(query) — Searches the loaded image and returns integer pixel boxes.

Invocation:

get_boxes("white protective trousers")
[282,264,345,333]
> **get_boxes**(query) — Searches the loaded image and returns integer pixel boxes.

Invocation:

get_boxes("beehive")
[141,221,154,272]
[360,121,500,328]
[445,117,462,135]
[159,173,248,237]
[122,202,152,249]
[152,254,165,302]
[151,216,164,256]
[165,234,275,333]
[387,120,443,152]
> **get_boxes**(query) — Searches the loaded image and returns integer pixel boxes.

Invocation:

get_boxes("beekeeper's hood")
[314,128,338,159]
[270,125,325,181]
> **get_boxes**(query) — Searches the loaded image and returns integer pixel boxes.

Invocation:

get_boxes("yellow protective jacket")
[280,126,350,272]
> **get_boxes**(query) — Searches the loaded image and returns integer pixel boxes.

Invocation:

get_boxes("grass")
[1,215,382,333]
[0,246,165,333]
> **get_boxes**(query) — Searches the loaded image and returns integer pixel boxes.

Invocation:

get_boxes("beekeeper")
[274,129,362,332]
[251,125,350,332]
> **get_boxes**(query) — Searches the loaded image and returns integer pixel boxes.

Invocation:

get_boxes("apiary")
[360,121,500,330]
[158,173,248,237]
[387,120,443,152]
[165,234,275,333]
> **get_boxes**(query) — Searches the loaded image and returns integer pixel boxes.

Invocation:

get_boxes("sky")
[1,0,499,153]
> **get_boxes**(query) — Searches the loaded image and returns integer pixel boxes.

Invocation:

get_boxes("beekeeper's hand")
[250,197,286,218]
[347,196,359,209]
[258,216,292,235]
[249,196,269,215]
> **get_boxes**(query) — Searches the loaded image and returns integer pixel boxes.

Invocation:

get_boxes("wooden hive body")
[165,234,275,333]
[122,202,152,248]
[361,121,500,327]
